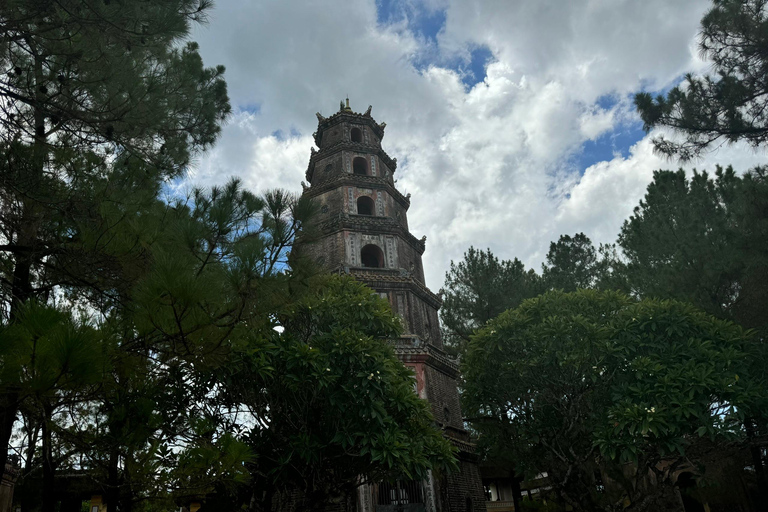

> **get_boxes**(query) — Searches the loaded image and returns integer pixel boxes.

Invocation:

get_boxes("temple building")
[299,100,486,512]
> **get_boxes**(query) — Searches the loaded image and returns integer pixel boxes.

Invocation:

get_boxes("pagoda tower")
[299,100,486,512]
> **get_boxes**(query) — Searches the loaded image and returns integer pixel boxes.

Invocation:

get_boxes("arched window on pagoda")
[361,244,384,268]
[351,127,363,143]
[353,157,368,175]
[357,196,375,215]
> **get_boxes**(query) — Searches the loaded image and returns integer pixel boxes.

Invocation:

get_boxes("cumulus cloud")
[186,0,765,289]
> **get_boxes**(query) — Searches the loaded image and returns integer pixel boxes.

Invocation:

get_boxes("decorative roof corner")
[364,105,372,117]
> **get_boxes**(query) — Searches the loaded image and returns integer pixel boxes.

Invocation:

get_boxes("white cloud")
[186,0,765,290]
[189,111,312,194]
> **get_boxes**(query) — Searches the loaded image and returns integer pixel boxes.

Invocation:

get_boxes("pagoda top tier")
[312,99,387,147]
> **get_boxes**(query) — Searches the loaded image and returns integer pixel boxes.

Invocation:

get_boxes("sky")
[186,0,766,290]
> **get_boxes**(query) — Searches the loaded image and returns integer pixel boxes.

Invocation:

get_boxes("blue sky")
[577,95,646,169]
[188,0,764,288]
[377,0,495,88]
[374,0,650,174]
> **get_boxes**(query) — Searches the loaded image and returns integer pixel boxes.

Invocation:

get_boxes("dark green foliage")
[617,167,768,498]
[0,0,232,477]
[440,237,627,354]
[542,233,598,291]
[0,2,454,507]
[463,290,759,512]
[3,176,455,510]
[439,247,543,352]
[217,275,457,510]
[618,166,768,335]
[448,167,768,510]
[635,0,768,159]
[3,181,312,511]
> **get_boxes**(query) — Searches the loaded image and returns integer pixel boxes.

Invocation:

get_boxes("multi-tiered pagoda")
[299,100,486,512]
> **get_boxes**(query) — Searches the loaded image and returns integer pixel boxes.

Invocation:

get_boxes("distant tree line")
[441,166,768,352]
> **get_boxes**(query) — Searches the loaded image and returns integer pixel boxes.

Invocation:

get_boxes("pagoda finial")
[343,97,352,111]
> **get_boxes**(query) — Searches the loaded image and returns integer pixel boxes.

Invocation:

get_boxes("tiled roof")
[305,141,397,182]
[313,105,386,146]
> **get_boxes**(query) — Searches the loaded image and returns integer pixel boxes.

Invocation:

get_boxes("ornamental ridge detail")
[303,174,410,208]
[305,141,398,181]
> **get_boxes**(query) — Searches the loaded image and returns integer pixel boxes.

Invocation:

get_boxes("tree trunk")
[511,475,522,512]
[0,391,19,476]
[105,448,120,512]
[40,403,56,512]
[745,419,767,511]
[20,410,40,512]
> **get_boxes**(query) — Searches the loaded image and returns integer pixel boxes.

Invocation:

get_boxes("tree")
[0,0,230,472]
[5,178,455,512]
[0,303,105,511]
[6,180,313,511]
[440,247,542,353]
[462,290,761,512]
[86,182,307,511]
[542,233,599,291]
[617,166,768,500]
[618,166,768,334]
[440,239,627,356]
[206,275,457,511]
[634,0,768,159]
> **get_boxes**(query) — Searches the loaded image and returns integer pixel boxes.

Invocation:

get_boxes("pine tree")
[0,0,229,475]
[618,166,768,333]
[542,233,599,291]
[635,0,768,159]
[439,247,542,353]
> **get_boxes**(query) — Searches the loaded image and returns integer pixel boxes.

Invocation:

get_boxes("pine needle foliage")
[635,0,768,159]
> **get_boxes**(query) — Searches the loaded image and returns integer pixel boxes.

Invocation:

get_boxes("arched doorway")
[361,244,384,268]
[357,196,375,215]
[351,127,363,143]
[353,157,368,175]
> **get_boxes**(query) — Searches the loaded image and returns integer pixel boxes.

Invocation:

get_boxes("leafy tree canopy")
[0,0,231,477]
[462,290,761,512]
[206,275,457,511]
[440,236,626,354]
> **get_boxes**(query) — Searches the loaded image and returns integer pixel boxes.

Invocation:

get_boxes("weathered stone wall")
[442,460,487,512]
[424,365,463,430]
[310,152,346,188]
[320,120,382,151]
